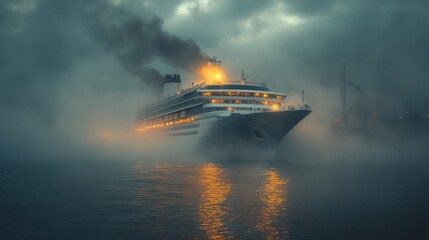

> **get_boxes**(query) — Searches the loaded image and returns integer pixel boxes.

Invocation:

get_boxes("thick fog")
[1,0,428,162]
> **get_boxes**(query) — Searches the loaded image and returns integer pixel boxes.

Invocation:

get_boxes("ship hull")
[198,110,311,157]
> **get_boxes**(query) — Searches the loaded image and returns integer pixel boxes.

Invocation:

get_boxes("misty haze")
[1,0,428,239]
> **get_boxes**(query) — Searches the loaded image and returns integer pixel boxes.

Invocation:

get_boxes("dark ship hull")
[199,110,311,157]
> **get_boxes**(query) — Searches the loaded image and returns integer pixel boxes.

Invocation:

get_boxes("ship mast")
[209,56,222,65]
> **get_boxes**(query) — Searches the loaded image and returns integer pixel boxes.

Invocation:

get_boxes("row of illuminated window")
[199,91,285,99]
[204,99,281,106]
[136,123,200,133]
[136,117,197,132]
[143,106,221,126]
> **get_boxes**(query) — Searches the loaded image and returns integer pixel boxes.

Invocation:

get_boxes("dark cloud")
[0,0,207,121]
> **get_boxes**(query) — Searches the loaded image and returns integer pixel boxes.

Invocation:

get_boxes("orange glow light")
[271,104,279,111]
[136,116,197,133]
[198,62,227,84]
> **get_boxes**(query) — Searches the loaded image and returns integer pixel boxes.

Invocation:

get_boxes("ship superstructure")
[136,58,311,156]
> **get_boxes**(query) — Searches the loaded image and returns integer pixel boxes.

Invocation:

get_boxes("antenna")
[241,70,246,82]
[302,90,304,107]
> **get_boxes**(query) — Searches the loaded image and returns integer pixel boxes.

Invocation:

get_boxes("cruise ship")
[136,58,311,156]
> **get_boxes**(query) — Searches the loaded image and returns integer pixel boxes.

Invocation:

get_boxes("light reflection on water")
[134,162,288,239]
[256,169,288,239]
[198,163,232,239]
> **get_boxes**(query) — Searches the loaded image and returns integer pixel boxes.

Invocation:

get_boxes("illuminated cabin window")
[199,91,285,99]
[205,99,282,106]
[202,84,270,91]
[210,99,225,104]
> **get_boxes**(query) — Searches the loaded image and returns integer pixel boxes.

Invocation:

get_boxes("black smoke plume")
[76,0,208,88]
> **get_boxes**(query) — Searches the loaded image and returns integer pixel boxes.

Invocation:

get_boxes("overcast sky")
[1,0,428,159]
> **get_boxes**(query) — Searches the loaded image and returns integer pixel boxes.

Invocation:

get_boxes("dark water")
[1,156,428,239]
